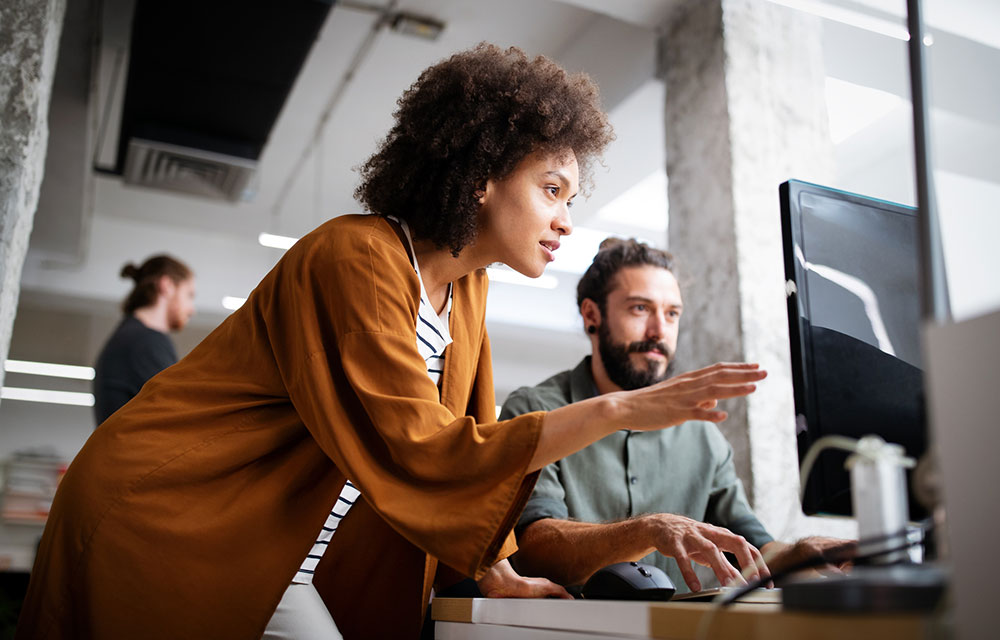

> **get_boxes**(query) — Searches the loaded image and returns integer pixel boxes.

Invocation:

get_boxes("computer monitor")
[779,180,927,518]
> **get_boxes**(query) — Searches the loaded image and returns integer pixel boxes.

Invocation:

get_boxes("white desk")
[432,597,937,640]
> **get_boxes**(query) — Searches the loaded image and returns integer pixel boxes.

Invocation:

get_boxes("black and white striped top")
[293,216,453,584]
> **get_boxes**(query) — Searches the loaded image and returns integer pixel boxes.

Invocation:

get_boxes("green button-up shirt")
[501,357,773,592]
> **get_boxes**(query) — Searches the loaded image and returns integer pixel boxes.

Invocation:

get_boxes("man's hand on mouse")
[476,558,573,599]
[642,513,771,593]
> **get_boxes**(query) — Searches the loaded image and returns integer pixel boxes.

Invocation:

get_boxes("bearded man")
[502,238,841,594]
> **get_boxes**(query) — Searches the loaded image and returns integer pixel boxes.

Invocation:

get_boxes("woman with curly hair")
[17,44,766,639]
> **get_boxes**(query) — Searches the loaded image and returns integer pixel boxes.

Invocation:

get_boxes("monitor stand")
[781,563,947,613]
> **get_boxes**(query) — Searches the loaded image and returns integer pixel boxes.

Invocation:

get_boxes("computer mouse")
[581,561,675,601]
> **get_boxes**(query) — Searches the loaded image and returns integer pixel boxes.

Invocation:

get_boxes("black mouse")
[581,561,675,601]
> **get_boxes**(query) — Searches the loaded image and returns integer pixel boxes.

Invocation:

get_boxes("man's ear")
[580,298,602,334]
[157,275,176,297]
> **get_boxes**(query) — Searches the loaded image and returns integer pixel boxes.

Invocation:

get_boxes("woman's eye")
[546,185,559,196]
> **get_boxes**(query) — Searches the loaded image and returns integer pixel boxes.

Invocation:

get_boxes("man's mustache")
[627,339,674,359]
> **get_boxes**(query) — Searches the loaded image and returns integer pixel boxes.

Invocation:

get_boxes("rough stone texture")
[662,0,854,540]
[0,0,67,396]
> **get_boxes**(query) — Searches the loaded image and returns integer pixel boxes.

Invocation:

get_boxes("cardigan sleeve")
[267,218,544,578]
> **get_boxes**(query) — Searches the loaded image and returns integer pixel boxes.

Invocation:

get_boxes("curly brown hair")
[355,43,614,255]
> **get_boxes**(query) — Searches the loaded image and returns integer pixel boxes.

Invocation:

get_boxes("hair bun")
[597,237,628,251]
[120,263,140,280]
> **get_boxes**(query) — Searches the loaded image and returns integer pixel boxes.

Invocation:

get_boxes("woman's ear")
[476,179,495,206]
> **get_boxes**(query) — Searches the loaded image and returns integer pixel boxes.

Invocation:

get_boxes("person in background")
[92,255,195,425]
[503,238,844,594]
[17,45,766,640]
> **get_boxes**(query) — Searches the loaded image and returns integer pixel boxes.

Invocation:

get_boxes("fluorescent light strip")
[1,387,95,407]
[4,359,95,380]
[222,296,247,311]
[258,232,299,250]
[767,0,910,40]
[486,267,558,290]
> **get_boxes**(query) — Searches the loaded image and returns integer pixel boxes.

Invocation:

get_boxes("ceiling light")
[222,296,247,311]
[486,267,558,290]
[390,13,445,41]
[1,387,95,407]
[258,232,298,250]
[767,0,909,40]
[4,359,95,380]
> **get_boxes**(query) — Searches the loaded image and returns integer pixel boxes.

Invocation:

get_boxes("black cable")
[718,519,934,607]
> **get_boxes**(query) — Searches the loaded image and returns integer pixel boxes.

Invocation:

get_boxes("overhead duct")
[123,139,256,202]
[113,0,334,202]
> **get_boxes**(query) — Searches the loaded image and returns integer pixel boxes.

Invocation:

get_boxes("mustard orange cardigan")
[18,215,544,639]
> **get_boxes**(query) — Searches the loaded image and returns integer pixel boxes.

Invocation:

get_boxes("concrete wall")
[660,0,854,540]
[0,0,67,394]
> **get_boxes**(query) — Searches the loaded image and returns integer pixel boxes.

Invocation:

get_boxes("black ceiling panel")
[115,0,335,172]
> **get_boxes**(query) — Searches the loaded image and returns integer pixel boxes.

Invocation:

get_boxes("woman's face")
[477,150,578,278]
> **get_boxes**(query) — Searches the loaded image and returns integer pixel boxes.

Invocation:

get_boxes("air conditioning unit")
[122,138,257,202]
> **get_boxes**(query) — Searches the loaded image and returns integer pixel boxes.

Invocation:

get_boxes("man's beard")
[597,323,676,391]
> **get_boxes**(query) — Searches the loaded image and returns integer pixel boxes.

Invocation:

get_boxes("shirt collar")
[569,356,599,404]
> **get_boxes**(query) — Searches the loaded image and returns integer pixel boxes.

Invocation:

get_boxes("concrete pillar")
[0,0,66,396]
[661,0,852,539]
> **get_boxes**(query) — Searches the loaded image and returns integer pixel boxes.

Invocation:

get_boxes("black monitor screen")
[779,180,927,517]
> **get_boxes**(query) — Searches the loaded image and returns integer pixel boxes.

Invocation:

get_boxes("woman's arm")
[529,362,767,472]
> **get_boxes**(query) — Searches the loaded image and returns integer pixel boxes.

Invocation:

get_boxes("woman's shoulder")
[311,214,405,254]
[276,214,410,276]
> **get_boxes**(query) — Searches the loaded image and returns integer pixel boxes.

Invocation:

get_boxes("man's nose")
[647,312,668,340]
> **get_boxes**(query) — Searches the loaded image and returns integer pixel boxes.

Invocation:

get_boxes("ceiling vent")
[122,138,256,202]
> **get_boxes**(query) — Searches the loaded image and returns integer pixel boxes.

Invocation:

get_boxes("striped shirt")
[294,216,452,584]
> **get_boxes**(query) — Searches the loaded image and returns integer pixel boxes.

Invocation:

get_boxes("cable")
[770,435,862,566]
[693,521,933,640]
[269,0,399,223]
[797,435,863,505]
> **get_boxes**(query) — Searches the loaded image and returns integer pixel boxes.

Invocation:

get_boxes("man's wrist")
[630,514,661,557]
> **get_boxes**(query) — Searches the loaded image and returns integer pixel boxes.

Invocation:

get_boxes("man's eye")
[546,186,559,196]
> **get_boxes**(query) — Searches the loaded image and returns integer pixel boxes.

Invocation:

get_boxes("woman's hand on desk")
[477,558,573,599]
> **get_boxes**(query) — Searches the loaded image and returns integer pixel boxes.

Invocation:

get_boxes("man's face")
[596,265,682,391]
[165,277,196,331]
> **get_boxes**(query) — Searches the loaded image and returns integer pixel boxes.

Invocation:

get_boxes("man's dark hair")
[576,238,675,314]
[355,43,614,256]
[120,255,192,315]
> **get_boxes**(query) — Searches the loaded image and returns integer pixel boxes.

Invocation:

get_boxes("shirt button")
[630,476,638,485]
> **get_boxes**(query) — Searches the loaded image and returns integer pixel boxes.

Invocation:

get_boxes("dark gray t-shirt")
[93,315,177,426]
[500,357,772,592]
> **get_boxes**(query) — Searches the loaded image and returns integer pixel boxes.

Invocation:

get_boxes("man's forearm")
[515,518,656,586]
